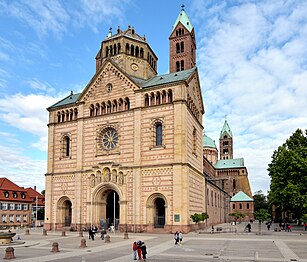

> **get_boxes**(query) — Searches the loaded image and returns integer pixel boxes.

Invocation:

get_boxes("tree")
[253,190,269,212]
[268,129,307,220]
[229,211,245,222]
[41,190,45,196]
[254,209,271,235]
[190,212,209,224]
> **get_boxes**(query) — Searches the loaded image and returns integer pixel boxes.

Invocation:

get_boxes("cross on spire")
[181,4,185,11]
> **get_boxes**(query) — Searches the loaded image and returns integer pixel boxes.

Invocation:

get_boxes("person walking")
[136,240,142,260]
[101,228,106,240]
[141,242,147,261]
[179,231,183,245]
[174,231,179,245]
[132,241,137,260]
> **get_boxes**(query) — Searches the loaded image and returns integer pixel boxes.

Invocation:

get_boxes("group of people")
[132,240,147,260]
[174,231,183,245]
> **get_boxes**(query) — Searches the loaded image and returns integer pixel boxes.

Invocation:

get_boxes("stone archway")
[57,196,72,228]
[146,193,168,231]
[92,184,122,230]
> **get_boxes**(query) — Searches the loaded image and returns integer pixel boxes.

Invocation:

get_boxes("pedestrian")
[136,240,142,260]
[132,241,137,260]
[266,222,271,231]
[141,242,147,261]
[101,228,106,240]
[211,225,214,234]
[287,224,292,232]
[88,227,92,240]
[246,223,251,232]
[179,231,183,245]
[174,231,179,245]
[304,223,307,231]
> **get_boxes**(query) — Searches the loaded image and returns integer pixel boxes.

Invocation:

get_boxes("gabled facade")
[230,191,254,221]
[45,7,212,233]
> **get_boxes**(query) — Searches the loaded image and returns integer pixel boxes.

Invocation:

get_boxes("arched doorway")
[154,197,165,228]
[63,200,72,227]
[106,190,120,229]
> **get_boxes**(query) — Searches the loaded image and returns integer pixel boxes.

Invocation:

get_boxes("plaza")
[1,222,306,261]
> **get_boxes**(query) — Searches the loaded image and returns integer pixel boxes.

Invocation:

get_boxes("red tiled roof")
[25,187,45,205]
[0,177,33,202]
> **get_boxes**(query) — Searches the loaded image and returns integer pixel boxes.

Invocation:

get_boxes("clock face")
[101,127,118,150]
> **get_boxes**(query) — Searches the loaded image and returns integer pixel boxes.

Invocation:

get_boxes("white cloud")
[193,0,307,194]
[0,144,45,192]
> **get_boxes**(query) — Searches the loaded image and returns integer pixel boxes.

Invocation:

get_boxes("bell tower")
[219,120,233,160]
[169,5,196,73]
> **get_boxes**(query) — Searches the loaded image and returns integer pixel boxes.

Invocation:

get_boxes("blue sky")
[0,0,306,194]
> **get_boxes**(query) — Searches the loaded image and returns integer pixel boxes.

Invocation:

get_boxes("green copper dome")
[203,134,217,148]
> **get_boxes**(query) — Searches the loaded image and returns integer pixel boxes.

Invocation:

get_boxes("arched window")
[131,45,135,56]
[239,203,242,209]
[64,136,70,157]
[144,94,149,107]
[110,45,113,56]
[95,103,100,116]
[176,43,180,53]
[113,44,117,55]
[150,93,155,106]
[140,48,144,58]
[156,92,161,105]
[181,60,184,71]
[155,122,163,146]
[233,179,236,190]
[89,105,94,116]
[176,61,180,71]
[74,108,78,119]
[106,47,109,57]
[117,43,121,53]
[57,112,61,123]
[124,97,130,110]
[126,43,130,54]
[112,100,117,112]
[118,98,123,111]
[162,90,166,103]
[168,89,173,102]
[193,128,197,154]
[247,203,250,209]
[135,46,139,57]
[101,102,106,114]
[69,109,73,120]
[232,203,235,209]
[180,41,184,52]
[107,101,111,113]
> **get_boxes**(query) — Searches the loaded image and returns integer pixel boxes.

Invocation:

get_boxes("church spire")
[169,5,196,73]
[219,120,233,160]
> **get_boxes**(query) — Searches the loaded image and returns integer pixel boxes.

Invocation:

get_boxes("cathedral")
[45,6,253,233]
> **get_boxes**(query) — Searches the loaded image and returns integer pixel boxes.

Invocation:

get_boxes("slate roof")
[48,93,81,110]
[48,67,196,110]
[230,191,253,202]
[214,158,245,169]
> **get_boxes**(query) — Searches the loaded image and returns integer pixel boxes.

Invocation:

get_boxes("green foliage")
[229,211,245,220]
[301,214,307,223]
[41,190,45,196]
[268,129,307,219]
[253,190,269,212]
[254,209,271,223]
[190,212,209,223]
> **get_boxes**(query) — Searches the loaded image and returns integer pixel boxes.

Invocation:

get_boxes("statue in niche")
[118,173,123,185]
[104,169,110,182]
[90,175,95,188]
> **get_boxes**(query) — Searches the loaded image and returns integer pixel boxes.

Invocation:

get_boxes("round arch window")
[100,127,119,150]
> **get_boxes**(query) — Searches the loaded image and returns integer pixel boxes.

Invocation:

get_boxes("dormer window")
[4,191,9,198]
[21,192,25,199]
[13,192,17,198]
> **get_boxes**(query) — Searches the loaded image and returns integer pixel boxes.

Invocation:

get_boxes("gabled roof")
[230,191,253,202]
[214,158,245,169]
[172,7,194,33]
[25,188,45,205]
[47,92,81,110]
[203,134,217,148]
[220,120,233,139]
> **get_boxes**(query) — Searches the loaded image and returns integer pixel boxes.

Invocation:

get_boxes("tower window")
[176,61,180,72]
[192,128,197,154]
[64,136,70,157]
[247,203,250,209]
[180,41,184,52]
[155,122,163,146]
[181,60,184,71]
[176,43,180,54]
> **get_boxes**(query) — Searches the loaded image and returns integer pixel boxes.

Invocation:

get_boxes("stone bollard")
[61,231,66,237]
[80,239,87,248]
[51,242,59,252]
[124,231,129,239]
[105,234,111,243]
[43,229,47,236]
[25,229,30,235]
[4,247,15,259]
[79,231,83,237]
